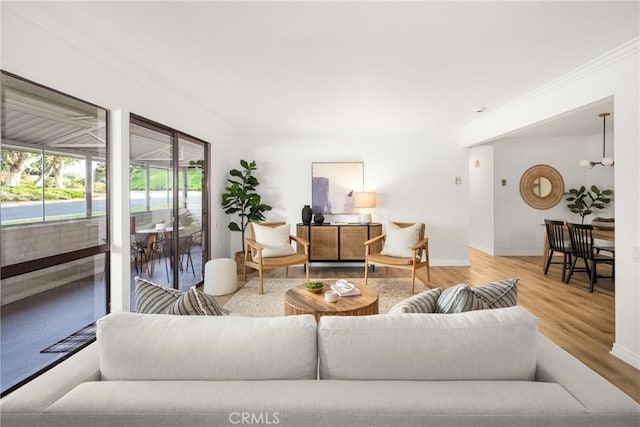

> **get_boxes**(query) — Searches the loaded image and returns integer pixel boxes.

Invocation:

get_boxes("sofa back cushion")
[98,312,317,380]
[318,306,538,381]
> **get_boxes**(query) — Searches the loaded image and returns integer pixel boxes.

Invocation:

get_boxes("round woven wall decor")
[519,164,564,210]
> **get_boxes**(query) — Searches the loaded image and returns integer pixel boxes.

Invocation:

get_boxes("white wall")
[232,131,470,267]
[468,145,494,254]
[460,39,640,369]
[490,134,615,256]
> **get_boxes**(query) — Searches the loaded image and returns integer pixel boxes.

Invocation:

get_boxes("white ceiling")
[5,1,639,134]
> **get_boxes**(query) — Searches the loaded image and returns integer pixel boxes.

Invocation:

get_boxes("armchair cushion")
[388,287,443,314]
[381,221,423,258]
[252,223,296,258]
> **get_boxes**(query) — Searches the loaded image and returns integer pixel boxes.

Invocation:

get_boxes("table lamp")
[354,192,376,224]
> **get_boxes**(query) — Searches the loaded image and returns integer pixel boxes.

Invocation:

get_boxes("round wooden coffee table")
[284,282,379,321]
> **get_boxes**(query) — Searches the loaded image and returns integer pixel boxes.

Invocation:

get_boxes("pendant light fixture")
[579,112,614,168]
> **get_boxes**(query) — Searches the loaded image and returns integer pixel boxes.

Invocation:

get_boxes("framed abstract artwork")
[311,162,364,214]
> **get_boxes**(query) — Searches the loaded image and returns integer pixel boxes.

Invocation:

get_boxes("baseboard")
[493,249,542,256]
[469,243,494,256]
[308,259,470,268]
[610,342,640,370]
[431,258,470,267]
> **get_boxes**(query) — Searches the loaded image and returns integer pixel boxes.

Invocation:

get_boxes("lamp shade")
[354,192,376,208]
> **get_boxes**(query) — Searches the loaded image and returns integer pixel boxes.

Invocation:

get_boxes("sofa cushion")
[252,223,296,258]
[388,288,442,314]
[381,221,422,258]
[318,306,539,381]
[98,312,317,381]
[44,380,595,427]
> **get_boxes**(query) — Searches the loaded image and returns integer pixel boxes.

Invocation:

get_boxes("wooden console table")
[296,223,382,263]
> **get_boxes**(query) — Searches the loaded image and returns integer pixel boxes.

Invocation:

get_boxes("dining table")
[541,225,614,270]
[135,226,183,275]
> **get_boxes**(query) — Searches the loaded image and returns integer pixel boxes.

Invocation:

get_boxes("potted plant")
[221,160,272,272]
[565,185,612,224]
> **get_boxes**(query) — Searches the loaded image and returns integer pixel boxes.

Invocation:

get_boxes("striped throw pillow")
[167,286,228,316]
[388,288,443,314]
[435,283,488,313]
[135,278,228,316]
[135,277,182,314]
[471,278,519,309]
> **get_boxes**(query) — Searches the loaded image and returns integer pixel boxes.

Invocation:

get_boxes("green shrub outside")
[1,184,86,202]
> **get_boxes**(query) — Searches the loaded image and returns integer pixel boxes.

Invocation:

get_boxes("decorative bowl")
[305,282,324,293]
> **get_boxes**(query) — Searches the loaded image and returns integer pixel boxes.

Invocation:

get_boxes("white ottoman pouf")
[204,258,238,296]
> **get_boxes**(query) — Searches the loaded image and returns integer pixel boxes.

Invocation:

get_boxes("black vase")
[313,213,325,225]
[301,205,312,225]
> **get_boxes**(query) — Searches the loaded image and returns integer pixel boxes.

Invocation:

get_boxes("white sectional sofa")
[1,306,638,427]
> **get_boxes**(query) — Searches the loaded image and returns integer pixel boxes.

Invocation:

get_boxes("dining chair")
[130,233,149,274]
[244,221,310,294]
[178,234,195,276]
[543,219,573,282]
[363,221,430,294]
[566,223,615,292]
[149,236,172,281]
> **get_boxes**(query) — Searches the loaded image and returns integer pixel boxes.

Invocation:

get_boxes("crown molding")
[492,37,639,115]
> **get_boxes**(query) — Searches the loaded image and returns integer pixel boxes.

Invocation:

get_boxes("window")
[0,71,109,395]
[129,116,209,306]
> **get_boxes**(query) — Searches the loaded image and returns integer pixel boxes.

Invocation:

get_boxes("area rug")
[223,278,426,317]
[41,323,96,353]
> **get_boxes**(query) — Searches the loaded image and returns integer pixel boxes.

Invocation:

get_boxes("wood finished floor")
[222,248,639,403]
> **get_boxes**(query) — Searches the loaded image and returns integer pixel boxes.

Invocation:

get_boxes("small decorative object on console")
[313,213,325,225]
[301,205,312,225]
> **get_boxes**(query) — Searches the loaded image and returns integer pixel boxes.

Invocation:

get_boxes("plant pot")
[235,251,253,274]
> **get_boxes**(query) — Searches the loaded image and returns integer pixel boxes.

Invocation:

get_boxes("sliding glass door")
[129,116,208,307]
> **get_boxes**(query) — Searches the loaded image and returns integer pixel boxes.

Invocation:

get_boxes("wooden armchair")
[364,221,430,294]
[244,221,310,294]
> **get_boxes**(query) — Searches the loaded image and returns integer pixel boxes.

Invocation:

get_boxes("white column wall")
[468,145,494,254]
[109,110,131,312]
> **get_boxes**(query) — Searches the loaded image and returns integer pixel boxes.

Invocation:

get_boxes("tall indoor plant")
[565,185,612,224]
[221,160,272,257]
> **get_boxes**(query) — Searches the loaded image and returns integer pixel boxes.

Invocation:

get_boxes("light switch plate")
[455,177,462,185]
